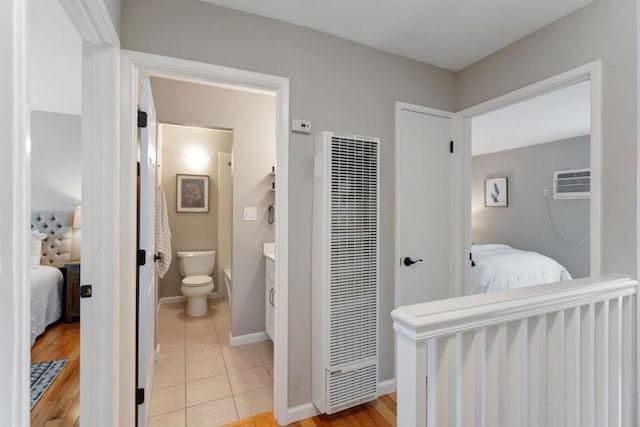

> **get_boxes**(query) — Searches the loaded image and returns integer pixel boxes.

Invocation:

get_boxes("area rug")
[30,359,67,409]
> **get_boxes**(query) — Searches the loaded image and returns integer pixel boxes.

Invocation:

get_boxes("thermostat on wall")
[292,118,311,134]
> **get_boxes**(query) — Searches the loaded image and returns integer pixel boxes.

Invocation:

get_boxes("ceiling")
[30,0,82,115]
[198,0,594,71]
[472,80,591,156]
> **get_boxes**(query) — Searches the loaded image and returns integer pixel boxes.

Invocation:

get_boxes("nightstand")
[63,260,81,322]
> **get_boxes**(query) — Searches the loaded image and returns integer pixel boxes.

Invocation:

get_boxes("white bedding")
[470,244,572,295]
[31,265,63,345]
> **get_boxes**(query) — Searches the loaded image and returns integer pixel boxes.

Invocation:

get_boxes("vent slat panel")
[329,135,378,369]
[328,364,378,410]
[314,132,379,414]
[554,168,591,199]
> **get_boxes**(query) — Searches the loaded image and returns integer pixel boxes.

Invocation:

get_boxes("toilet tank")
[177,250,216,277]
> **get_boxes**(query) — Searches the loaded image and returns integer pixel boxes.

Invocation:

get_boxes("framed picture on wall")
[485,177,508,207]
[176,174,210,213]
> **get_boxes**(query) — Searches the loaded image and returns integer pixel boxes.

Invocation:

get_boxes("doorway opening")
[124,51,290,426]
[28,0,84,424]
[468,80,592,295]
[457,62,602,297]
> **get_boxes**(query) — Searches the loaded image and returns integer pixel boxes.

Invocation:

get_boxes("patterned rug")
[30,359,67,409]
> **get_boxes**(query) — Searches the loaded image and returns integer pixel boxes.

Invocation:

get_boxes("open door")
[395,104,454,308]
[136,74,158,426]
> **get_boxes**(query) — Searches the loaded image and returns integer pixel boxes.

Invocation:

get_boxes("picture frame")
[176,174,209,213]
[485,177,508,207]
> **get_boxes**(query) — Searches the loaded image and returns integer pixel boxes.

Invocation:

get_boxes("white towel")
[156,187,172,278]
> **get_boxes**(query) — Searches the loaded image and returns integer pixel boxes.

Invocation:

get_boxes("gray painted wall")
[472,136,590,279]
[31,111,81,211]
[150,78,276,339]
[121,0,455,406]
[157,123,232,299]
[457,0,638,278]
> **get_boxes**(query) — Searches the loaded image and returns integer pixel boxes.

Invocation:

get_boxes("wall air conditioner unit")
[553,168,590,200]
[312,131,380,414]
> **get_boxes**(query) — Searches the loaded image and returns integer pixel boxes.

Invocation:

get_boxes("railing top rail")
[392,274,638,341]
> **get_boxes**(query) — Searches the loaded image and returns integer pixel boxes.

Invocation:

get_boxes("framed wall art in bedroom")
[485,177,508,207]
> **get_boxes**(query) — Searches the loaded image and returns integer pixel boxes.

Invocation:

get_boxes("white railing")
[392,275,639,427]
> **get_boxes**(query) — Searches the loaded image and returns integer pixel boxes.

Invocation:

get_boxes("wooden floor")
[30,321,80,427]
[225,393,397,427]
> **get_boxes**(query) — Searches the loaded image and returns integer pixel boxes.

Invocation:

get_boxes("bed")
[30,211,73,345]
[470,244,572,295]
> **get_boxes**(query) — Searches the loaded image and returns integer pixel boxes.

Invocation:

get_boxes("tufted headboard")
[31,211,73,268]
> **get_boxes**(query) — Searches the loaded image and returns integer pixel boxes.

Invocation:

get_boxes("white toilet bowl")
[181,275,214,317]
[177,250,216,317]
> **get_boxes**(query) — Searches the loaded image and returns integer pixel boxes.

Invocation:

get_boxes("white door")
[137,75,158,426]
[395,106,453,307]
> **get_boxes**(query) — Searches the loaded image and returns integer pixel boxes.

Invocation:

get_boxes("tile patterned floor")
[149,299,274,427]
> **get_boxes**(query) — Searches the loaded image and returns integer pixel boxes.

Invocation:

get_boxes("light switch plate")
[243,207,257,221]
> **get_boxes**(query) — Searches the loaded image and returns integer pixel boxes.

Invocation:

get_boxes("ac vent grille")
[553,168,590,200]
[329,136,378,368]
[327,364,378,412]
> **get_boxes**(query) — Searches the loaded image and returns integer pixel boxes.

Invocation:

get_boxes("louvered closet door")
[328,136,378,370]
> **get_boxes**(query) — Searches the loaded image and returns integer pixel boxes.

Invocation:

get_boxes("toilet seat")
[182,275,213,287]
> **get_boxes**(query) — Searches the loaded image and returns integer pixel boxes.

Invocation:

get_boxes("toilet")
[177,250,216,317]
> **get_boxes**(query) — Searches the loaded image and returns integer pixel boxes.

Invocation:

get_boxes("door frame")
[120,50,291,425]
[394,102,456,308]
[454,60,603,296]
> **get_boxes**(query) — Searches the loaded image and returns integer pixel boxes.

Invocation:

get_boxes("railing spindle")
[564,306,581,426]
[506,318,528,427]
[595,300,610,425]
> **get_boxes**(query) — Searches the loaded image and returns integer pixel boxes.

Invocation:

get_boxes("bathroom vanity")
[263,243,275,341]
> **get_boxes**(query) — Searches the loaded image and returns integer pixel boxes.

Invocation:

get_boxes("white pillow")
[30,230,46,269]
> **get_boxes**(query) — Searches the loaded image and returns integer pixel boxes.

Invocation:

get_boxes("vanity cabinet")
[265,257,275,341]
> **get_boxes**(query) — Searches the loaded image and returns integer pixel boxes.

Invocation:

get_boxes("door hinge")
[450,140,454,153]
[470,252,476,267]
[136,388,145,405]
[137,110,148,128]
[137,249,146,266]
[80,285,92,298]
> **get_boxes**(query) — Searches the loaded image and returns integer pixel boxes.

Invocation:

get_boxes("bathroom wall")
[158,123,232,298]
[151,78,276,338]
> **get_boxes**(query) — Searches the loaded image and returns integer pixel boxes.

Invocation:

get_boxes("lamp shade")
[73,206,82,229]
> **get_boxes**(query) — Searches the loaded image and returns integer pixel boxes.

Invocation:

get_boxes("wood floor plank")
[30,321,80,427]
[226,395,398,427]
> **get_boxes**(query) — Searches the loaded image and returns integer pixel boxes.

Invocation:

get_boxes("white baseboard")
[153,344,160,362]
[159,292,218,305]
[286,379,396,424]
[229,331,270,347]
[377,379,396,396]
[287,402,321,424]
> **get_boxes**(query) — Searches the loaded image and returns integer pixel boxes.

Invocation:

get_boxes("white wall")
[30,111,82,211]
[150,78,276,338]
[456,0,638,277]
[29,0,82,115]
[122,0,455,406]
[102,0,121,35]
